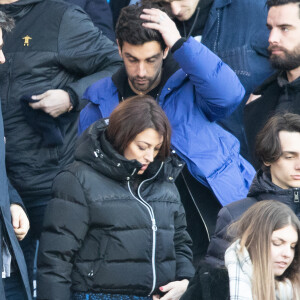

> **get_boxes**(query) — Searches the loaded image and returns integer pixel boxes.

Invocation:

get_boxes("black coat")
[244,72,300,168]
[180,262,229,300]
[37,120,194,300]
[0,103,32,299]
[205,170,300,267]
[0,0,122,207]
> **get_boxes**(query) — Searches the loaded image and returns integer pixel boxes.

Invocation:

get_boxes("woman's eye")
[138,146,146,151]
[272,241,282,246]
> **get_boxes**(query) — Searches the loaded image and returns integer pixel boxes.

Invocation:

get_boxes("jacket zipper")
[6,58,12,105]
[294,188,299,203]
[127,162,164,296]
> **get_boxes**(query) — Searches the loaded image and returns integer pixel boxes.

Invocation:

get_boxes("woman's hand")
[152,279,189,300]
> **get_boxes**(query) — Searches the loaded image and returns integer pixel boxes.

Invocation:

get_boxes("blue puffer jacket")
[79,37,255,206]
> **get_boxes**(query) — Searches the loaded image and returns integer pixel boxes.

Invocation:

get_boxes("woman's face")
[271,225,298,276]
[124,128,163,175]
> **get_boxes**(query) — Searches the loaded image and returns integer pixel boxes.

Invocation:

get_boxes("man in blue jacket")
[79,2,255,262]
[0,11,32,300]
[152,0,274,160]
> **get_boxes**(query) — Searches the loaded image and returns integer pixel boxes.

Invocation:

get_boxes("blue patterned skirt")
[72,292,152,300]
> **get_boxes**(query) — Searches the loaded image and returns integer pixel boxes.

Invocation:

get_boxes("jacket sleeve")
[174,202,195,280]
[172,37,245,122]
[83,0,115,42]
[205,207,234,267]
[57,6,122,108]
[37,171,89,300]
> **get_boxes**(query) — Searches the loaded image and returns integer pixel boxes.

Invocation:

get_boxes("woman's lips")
[275,261,288,268]
[140,164,148,171]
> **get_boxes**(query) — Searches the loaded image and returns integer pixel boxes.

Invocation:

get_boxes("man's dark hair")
[255,113,300,169]
[0,11,14,32]
[266,0,300,17]
[115,2,168,51]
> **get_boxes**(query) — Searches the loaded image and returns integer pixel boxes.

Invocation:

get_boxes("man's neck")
[286,66,300,83]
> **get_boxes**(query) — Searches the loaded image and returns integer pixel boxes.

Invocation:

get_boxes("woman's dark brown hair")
[255,113,300,170]
[106,95,171,160]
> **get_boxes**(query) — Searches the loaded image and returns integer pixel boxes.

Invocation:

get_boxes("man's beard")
[128,69,162,93]
[269,44,300,71]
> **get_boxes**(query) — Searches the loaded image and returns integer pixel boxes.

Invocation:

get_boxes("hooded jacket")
[205,169,300,267]
[37,120,194,300]
[0,0,122,207]
[79,37,255,207]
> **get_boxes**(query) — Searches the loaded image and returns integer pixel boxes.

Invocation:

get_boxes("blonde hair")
[228,201,300,300]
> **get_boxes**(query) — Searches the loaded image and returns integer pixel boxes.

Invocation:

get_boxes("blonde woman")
[225,200,300,300]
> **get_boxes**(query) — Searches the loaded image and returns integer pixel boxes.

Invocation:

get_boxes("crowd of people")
[0,0,300,299]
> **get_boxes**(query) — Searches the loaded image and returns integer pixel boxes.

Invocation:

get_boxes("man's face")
[265,131,300,189]
[118,41,168,94]
[0,28,5,64]
[267,3,300,70]
[163,0,199,21]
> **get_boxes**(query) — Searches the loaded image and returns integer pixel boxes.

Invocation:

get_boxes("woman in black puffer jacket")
[37,95,194,300]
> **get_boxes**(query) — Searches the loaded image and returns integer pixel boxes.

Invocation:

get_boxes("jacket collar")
[248,169,300,199]
[202,0,231,39]
[2,0,43,18]
[74,119,184,182]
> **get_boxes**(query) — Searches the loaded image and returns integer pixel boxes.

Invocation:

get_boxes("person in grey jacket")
[206,113,300,267]
[0,0,122,292]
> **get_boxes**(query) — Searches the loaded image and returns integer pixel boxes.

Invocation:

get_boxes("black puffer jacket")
[0,0,122,207]
[37,120,194,300]
[205,169,300,267]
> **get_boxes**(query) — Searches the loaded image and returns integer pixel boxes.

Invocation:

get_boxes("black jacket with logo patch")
[37,120,194,300]
[0,0,122,207]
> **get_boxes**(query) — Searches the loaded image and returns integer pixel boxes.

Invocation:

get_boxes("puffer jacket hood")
[248,169,293,198]
[247,169,282,197]
[247,169,300,217]
[75,119,185,183]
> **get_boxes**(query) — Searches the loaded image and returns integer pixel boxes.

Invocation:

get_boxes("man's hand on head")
[10,204,30,241]
[140,8,181,49]
[30,89,73,118]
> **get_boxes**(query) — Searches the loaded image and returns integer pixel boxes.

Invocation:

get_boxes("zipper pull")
[152,219,157,231]
[294,190,299,203]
